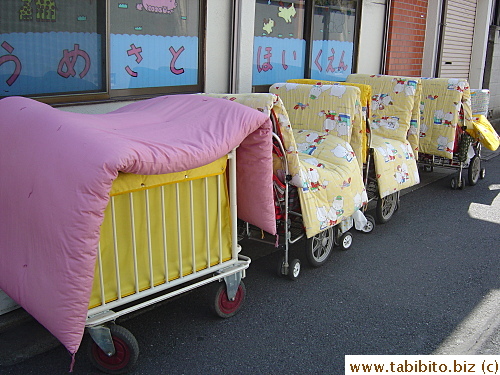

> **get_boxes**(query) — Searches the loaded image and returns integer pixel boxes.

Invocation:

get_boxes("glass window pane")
[0,1,104,97]
[310,0,357,82]
[252,0,306,86]
[109,0,200,90]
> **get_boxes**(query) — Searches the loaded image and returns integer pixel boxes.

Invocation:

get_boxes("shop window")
[0,0,203,102]
[253,0,307,86]
[110,0,202,96]
[253,0,358,90]
[310,0,357,81]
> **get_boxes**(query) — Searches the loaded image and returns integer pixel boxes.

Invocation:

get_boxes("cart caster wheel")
[338,231,353,251]
[277,256,286,277]
[468,155,481,186]
[450,177,458,190]
[375,192,397,224]
[361,215,375,234]
[288,259,301,281]
[451,176,466,190]
[305,226,334,267]
[459,177,465,190]
[212,280,246,318]
[480,168,486,179]
[88,325,139,375]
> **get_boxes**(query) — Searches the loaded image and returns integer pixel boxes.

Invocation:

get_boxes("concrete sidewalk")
[0,148,498,367]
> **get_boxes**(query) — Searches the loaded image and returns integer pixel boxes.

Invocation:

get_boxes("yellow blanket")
[469,115,500,151]
[269,83,368,237]
[287,78,371,163]
[205,92,367,238]
[345,74,421,197]
[90,157,231,308]
[419,78,473,159]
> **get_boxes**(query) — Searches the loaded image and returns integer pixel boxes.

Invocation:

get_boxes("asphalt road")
[2,155,499,375]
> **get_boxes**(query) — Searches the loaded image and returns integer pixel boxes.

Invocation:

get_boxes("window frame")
[252,0,361,93]
[1,0,206,106]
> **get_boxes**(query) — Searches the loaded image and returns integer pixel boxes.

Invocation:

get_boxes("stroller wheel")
[450,177,458,190]
[467,155,480,186]
[459,177,466,190]
[361,215,375,233]
[375,193,397,224]
[305,227,334,267]
[480,167,486,179]
[277,256,286,277]
[338,231,353,251]
[288,259,301,281]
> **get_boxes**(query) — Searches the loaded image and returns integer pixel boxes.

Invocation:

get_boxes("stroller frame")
[419,134,485,189]
[239,113,356,281]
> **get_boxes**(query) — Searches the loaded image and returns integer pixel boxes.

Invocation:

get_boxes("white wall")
[486,26,500,128]
[231,0,256,94]
[470,0,494,89]
[356,0,388,75]
[422,0,441,78]
[205,0,232,93]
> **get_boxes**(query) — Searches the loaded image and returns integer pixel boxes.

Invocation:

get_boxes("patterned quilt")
[269,83,368,237]
[346,74,421,197]
[419,78,473,159]
[206,91,368,238]
[286,78,372,164]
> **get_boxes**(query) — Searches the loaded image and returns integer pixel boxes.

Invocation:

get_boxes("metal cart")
[86,149,250,374]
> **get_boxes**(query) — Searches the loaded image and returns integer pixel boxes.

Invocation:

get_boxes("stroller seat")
[346,74,421,197]
[269,82,368,237]
[419,77,473,159]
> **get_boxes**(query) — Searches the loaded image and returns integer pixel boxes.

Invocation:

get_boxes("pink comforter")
[0,95,275,355]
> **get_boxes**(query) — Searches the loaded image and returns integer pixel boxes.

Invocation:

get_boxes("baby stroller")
[207,92,369,280]
[417,78,495,189]
[345,74,422,222]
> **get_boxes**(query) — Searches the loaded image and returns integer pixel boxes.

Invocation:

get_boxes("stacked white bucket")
[470,89,490,116]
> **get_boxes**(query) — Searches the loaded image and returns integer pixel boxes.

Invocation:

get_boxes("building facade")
[0,0,498,316]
